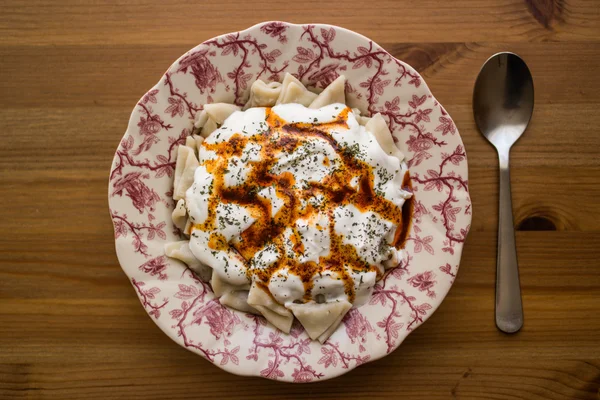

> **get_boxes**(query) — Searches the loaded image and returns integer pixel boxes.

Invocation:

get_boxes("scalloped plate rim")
[108,21,472,382]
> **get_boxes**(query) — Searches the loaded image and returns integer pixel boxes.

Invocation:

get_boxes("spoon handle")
[495,152,524,333]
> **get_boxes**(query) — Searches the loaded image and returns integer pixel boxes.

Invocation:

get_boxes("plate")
[108,21,471,382]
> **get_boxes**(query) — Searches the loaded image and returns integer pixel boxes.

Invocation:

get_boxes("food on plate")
[165,73,413,342]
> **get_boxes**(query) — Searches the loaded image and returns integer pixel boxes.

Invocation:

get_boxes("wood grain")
[1,0,599,46]
[1,0,600,398]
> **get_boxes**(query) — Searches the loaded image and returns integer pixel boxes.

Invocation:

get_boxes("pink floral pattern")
[108,22,472,382]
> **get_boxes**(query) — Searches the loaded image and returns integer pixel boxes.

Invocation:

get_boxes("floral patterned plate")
[108,21,471,382]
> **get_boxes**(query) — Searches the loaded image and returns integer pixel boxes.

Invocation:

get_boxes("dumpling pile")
[165,73,411,343]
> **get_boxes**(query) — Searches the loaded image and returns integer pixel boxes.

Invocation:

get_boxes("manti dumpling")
[184,136,196,152]
[247,282,294,333]
[173,145,198,200]
[383,247,403,270]
[171,199,187,232]
[352,108,371,126]
[288,300,352,343]
[192,134,204,154]
[194,103,241,137]
[243,79,282,109]
[365,113,405,163]
[309,75,346,109]
[276,73,318,107]
[211,270,259,314]
[164,240,212,282]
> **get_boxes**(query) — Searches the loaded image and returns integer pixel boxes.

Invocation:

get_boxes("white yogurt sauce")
[186,103,412,306]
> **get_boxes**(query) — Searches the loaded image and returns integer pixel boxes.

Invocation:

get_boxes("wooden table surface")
[2,1,600,399]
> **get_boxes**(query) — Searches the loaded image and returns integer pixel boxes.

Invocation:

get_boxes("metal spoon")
[473,52,534,333]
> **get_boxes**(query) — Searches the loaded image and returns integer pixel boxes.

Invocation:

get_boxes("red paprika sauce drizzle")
[193,107,413,303]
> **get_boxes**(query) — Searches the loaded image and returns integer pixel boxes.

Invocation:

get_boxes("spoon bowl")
[474,52,534,151]
[473,52,534,333]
